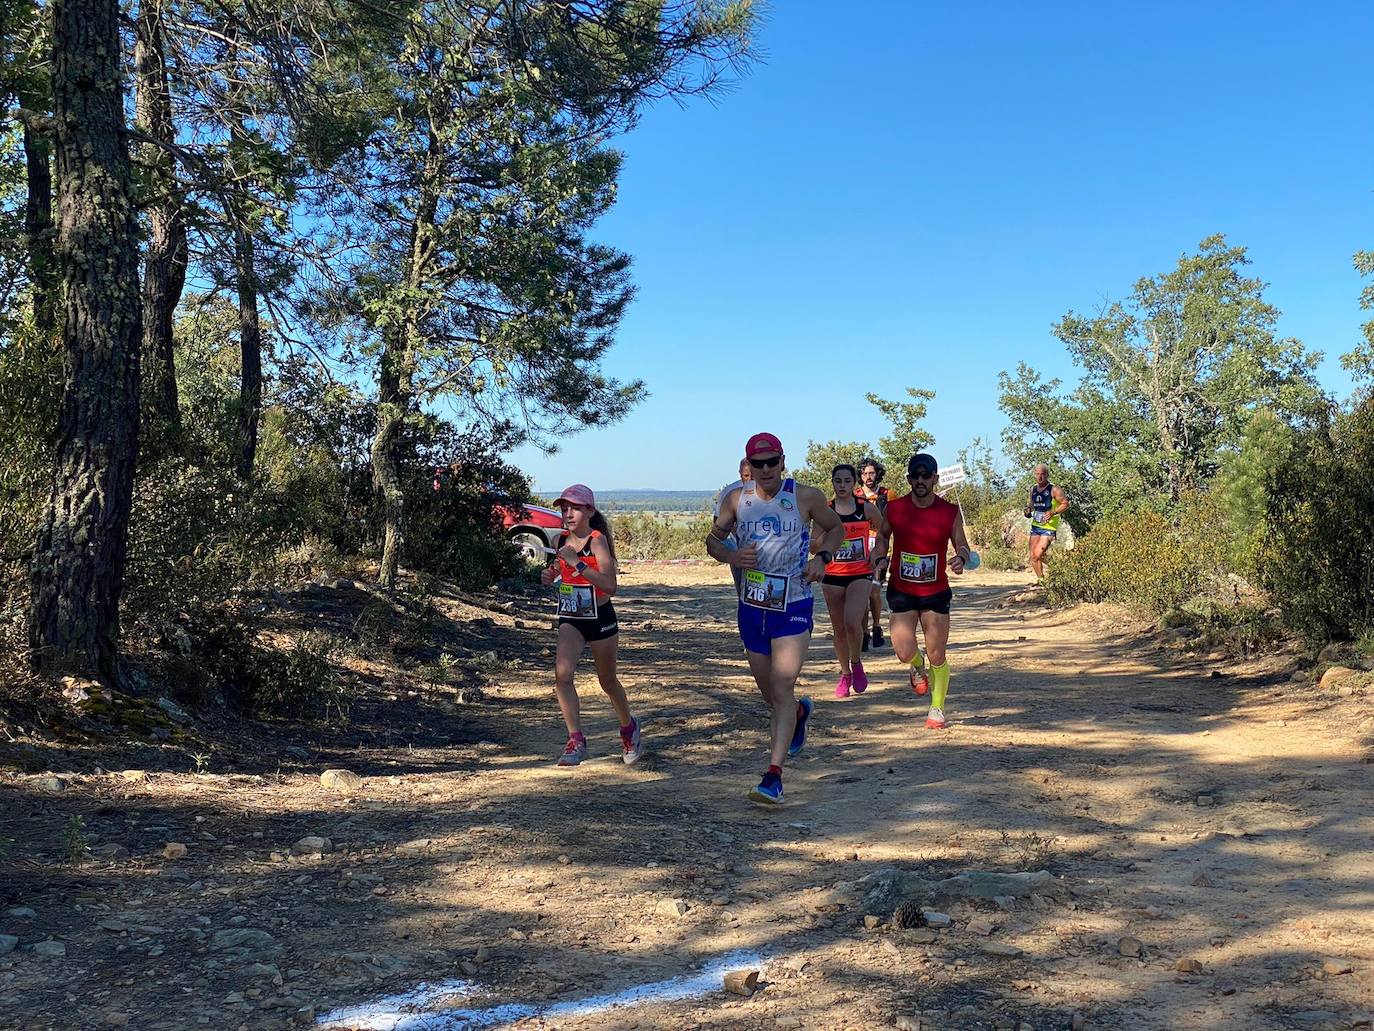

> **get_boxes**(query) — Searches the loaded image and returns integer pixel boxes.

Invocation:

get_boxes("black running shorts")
[560,600,619,642]
[822,572,873,589]
[886,587,952,616]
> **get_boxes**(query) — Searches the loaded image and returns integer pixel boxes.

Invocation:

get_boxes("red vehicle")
[495,502,566,560]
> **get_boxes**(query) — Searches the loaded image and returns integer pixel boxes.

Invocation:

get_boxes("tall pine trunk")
[134,0,186,440]
[372,329,412,592]
[372,136,439,591]
[231,214,262,480]
[20,120,55,335]
[29,0,144,685]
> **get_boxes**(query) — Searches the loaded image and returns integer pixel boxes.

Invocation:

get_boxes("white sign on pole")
[937,463,967,488]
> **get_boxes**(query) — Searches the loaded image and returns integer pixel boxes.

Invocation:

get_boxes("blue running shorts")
[737,596,814,655]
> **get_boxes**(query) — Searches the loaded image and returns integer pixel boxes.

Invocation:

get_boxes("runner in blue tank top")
[707,432,847,804]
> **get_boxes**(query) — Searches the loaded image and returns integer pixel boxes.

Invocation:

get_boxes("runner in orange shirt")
[821,464,889,698]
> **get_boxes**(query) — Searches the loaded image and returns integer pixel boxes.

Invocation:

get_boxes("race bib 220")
[899,551,938,584]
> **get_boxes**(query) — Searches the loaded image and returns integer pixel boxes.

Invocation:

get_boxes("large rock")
[291,835,333,856]
[0,935,17,956]
[656,898,690,919]
[935,870,1054,900]
[319,769,363,793]
[862,868,1056,914]
[210,928,279,961]
[1319,666,1360,690]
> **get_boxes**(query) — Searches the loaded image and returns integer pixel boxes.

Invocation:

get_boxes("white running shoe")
[557,736,588,766]
[621,718,643,765]
[925,706,947,730]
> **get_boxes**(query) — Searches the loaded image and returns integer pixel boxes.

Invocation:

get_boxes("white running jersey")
[732,479,811,607]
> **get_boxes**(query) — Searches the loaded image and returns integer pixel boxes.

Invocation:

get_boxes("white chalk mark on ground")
[315,948,767,1031]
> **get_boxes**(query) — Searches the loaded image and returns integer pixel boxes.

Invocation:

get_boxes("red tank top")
[885,494,959,597]
[558,531,608,601]
[825,500,872,577]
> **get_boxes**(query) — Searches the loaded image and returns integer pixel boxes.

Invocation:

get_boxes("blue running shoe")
[788,696,813,757]
[749,770,784,804]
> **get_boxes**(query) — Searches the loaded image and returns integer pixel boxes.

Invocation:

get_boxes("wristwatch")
[574,560,587,572]
[816,550,833,564]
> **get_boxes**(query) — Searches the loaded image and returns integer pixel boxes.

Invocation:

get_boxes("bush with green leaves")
[611,512,714,560]
[122,458,286,631]
[1260,397,1374,644]
[1045,495,1226,615]
[962,502,1024,571]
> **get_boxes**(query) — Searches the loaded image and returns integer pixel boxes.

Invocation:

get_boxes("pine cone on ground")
[892,899,926,930]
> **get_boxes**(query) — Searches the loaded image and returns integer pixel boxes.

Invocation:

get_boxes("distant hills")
[535,488,717,513]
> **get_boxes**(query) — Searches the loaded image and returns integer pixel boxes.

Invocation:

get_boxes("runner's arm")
[800,486,846,569]
[1050,485,1070,516]
[865,502,890,568]
[949,508,973,575]
[706,491,753,567]
[578,533,618,597]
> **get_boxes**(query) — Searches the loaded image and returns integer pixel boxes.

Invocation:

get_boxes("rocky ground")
[3,565,1374,1031]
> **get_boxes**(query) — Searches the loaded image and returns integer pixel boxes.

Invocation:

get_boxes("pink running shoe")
[851,660,868,694]
[835,671,852,699]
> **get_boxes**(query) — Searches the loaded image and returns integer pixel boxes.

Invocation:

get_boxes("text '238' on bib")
[557,583,598,619]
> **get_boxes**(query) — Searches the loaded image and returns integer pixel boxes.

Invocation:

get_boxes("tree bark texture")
[232,215,262,480]
[371,333,411,592]
[20,118,56,335]
[135,0,187,438]
[29,0,144,685]
[371,147,439,592]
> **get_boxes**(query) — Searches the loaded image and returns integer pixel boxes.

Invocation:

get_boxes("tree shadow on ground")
[2,573,1372,1030]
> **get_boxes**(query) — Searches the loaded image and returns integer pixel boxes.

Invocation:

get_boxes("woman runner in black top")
[820,465,889,698]
[539,484,643,768]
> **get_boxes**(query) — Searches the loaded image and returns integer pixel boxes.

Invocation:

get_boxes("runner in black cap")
[882,453,973,729]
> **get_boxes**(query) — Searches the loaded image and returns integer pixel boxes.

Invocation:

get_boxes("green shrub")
[166,615,351,721]
[0,326,61,570]
[611,512,713,560]
[963,501,1024,571]
[1260,397,1374,644]
[122,457,286,630]
[1045,508,1198,614]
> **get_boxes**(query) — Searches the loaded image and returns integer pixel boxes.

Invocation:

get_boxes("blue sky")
[514,0,1374,492]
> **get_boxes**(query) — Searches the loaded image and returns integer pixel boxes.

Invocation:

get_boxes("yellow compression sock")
[930,660,950,709]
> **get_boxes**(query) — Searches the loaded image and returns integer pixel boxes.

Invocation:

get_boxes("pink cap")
[554,484,595,508]
[745,432,783,458]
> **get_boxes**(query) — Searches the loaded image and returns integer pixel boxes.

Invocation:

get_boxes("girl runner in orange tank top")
[820,464,889,698]
[539,484,643,768]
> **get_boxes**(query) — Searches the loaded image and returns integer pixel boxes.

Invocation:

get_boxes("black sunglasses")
[911,469,937,479]
[749,456,782,469]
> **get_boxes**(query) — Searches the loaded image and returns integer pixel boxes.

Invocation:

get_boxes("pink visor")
[554,484,595,508]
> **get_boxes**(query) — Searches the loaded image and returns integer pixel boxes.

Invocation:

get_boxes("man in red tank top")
[883,453,973,730]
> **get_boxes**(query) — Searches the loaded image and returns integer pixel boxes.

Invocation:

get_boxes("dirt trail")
[4,565,1374,1030]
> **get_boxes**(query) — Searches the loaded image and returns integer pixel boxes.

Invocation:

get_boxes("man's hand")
[730,543,759,570]
[802,555,827,583]
[540,565,558,586]
[949,554,966,576]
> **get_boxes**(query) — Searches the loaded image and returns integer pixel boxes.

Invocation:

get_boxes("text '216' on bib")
[741,569,789,611]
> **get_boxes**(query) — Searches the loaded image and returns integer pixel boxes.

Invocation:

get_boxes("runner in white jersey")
[707,432,846,804]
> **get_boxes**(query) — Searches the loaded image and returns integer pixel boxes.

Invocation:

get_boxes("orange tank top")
[825,501,872,577]
[558,531,608,601]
